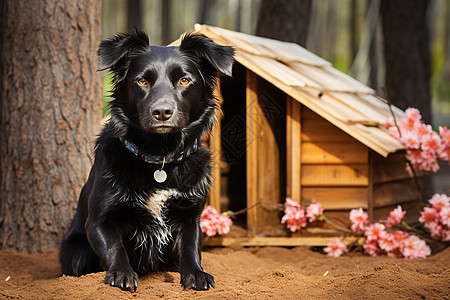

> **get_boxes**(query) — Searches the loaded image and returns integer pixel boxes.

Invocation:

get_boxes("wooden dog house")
[173,25,421,246]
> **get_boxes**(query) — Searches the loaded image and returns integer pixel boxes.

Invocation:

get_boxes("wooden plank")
[359,93,405,121]
[246,70,259,237]
[202,24,332,66]
[326,92,388,125]
[301,164,368,186]
[301,108,356,143]
[203,236,361,247]
[368,150,375,219]
[349,124,404,154]
[302,187,368,209]
[288,61,374,93]
[226,45,401,157]
[294,88,396,157]
[317,92,370,123]
[371,150,412,184]
[302,120,356,142]
[301,142,368,164]
[208,80,223,211]
[373,179,421,208]
[254,77,286,236]
[286,97,301,203]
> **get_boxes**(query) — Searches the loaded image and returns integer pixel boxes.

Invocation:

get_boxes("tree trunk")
[127,0,143,31]
[161,0,171,45]
[443,0,450,82]
[380,0,431,123]
[0,0,102,253]
[256,0,312,46]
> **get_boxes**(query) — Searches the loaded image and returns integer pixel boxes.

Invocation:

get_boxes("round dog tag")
[153,169,167,183]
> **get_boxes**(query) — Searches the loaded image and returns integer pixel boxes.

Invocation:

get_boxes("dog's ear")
[98,28,149,71]
[179,34,235,76]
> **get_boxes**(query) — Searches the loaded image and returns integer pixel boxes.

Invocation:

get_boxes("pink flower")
[439,126,450,146]
[324,239,348,257]
[306,202,324,222]
[400,235,431,259]
[200,206,233,237]
[417,123,433,139]
[428,194,450,212]
[399,108,421,133]
[419,207,440,227]
[282,198,307,232]
[349,208,370,233]
[429,223,443,240]
[404,107,421,122]
[363,241,381,257]
[364,223,385,242]
[387,205,406,225]
[439,206,450,227]
[388,126,401,140]
[421,132,442,152]
[378,232,397,252]
[387,107,448,172]
[400,131,420,149]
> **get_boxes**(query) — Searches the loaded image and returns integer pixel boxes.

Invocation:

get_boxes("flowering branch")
[200,194,448,259]
[383,89,423,196]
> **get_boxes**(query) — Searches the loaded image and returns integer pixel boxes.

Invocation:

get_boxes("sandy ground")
[0,244,449,300]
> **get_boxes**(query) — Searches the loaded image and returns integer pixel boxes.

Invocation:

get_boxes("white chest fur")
[144,189,181,219]
[132,189,181,260]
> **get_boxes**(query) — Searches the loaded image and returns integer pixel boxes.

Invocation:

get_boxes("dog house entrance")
[210,63,287,236]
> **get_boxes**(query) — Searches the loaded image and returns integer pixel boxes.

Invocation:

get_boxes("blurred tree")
[161,0,171,45]
[127,0,143,31]
[256,0,312,46]
[0,0,102,253]
[444,0,450,82]
[350,0,359,62]
[381,0,431,123]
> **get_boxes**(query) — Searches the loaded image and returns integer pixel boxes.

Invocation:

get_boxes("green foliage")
[102,73,114,117]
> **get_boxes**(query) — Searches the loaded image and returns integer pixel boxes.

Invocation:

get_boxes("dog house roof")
[175,24,404,157]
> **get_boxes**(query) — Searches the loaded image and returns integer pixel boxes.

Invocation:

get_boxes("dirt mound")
[0,246,448,299]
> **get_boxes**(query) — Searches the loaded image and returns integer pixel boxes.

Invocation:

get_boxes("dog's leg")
[59,213,100,276]
[86,221,139,292]
[176,221,215,290]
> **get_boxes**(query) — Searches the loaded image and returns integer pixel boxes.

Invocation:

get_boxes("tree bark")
[256,0,312,47]
[381,0,431,123]
[0,0,102,253]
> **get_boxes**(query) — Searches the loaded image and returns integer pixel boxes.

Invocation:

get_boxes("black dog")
[59,28,234,292]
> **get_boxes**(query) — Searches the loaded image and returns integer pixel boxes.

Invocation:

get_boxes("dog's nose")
[152,103,174,121]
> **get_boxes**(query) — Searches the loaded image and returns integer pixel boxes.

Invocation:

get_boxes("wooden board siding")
[370,150,421,210]
[302,187,368,209]
[286,97,301,203]
[301,142,368,164]
[300,107,369,210]
[373,201,421,225]
[301,164,368,186]
[246,70,259,237]
[373,180,420,208]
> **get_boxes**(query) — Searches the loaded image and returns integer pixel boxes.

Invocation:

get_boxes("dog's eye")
[179,78,190,86]
[137,79,148,86]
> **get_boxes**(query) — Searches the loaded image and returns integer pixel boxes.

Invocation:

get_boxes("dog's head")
[98,29,234,141]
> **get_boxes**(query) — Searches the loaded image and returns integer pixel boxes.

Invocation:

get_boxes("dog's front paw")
[103,268,138,292]
[181,270,215,291]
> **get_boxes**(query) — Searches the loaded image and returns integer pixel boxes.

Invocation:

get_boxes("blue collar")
[120,137,198,165]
